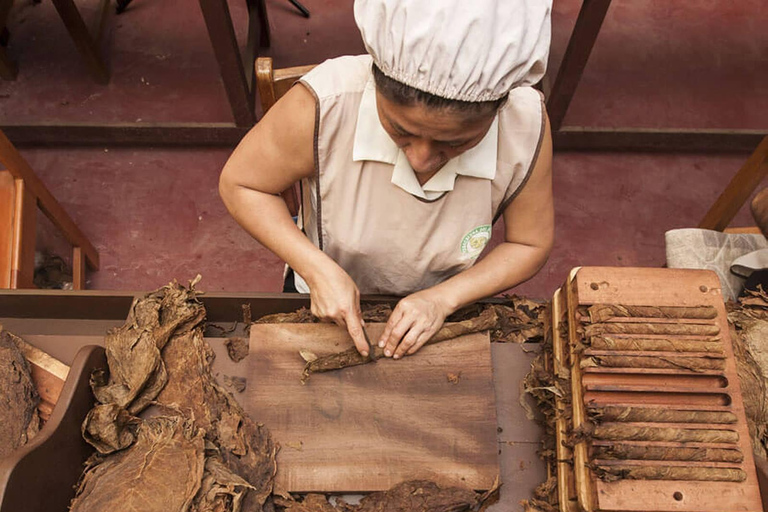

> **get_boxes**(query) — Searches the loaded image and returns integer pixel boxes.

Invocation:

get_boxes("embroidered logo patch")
[460,225,492,259]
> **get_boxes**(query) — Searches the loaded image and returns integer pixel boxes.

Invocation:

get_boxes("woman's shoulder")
[301,55,373,100]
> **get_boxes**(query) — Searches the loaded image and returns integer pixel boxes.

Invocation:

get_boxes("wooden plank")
[0,169,14,288]
[198,0,255,127]
[247,323,498,493]
[2,122,248,147]
[546,0,612,131]
[699,136,768,231]
[10,178,36,288]
[49,0,109,84]
[0,130,99,271]
[553,127,766,153]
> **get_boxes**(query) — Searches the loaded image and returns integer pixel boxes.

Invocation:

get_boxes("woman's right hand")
[307,263,370,357]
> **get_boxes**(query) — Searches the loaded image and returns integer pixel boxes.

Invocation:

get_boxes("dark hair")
[372,64,506,117]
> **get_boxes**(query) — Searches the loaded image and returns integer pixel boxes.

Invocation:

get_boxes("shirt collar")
[352,77,499,200]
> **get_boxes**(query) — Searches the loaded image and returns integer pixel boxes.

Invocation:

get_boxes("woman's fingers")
[344,310,370,357]
[383,314,415,357]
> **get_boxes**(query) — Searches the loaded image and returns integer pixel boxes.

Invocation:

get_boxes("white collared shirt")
[351,77,499,200]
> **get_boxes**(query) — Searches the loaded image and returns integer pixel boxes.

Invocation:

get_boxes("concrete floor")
[0,0,766,297]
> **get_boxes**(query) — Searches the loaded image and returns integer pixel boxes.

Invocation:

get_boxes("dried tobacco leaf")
[81,404,140,454]
[594,465,746,482]
[593,424,739,444]
[355,480,480,512]
[592,444,743,463]
[0,329,39,459]
[274,494,338,512]
[155,320,276,511]
[588,406,737,424]
[225,337,249,363]
[191,456,255,512]
[586,304,717,323]
[584,322,720,337]
[581,355,725,372]
[70,416,205,512]
[589,335,723,353]
[224,375,247,393]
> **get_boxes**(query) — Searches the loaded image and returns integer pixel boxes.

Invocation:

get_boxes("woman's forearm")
[219,182,337,287]
[430,241,550,313]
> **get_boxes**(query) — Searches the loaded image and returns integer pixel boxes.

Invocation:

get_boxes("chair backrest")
[698,135,768,233]
[255,58,318,218]
[0,130,99,289]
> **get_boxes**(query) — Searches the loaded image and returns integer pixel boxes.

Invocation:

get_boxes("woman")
[219,0,554,360]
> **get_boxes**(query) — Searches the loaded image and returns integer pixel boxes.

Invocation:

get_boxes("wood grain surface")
[247,323,498,493]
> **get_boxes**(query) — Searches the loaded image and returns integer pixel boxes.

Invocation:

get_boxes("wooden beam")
[547,0,612,131]
[553,127,766,153]
[699,136,768,231]
[1,123,248,147]
[49,0,109,84]
[199,0,256,127]
[0,130,99,271]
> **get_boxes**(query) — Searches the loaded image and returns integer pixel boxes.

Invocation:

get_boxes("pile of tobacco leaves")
[69,279,510,512]
[0,327,40,460]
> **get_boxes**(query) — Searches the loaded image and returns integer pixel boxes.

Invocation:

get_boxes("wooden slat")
[553,127,766,153]
[0,170,14,287]
[699,136,768,231]
[72,246,85,291]
[9,178,35,288]
[547,0,612,131]
[199,0,255,127]
[0,129,99,271]
[248,323,498,493]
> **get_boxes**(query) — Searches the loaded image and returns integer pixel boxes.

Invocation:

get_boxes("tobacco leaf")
[70,416,206,512]
[0,329,39,460]
[155,323,277,511]
[355,480,480,512]
[224,375,247,393]
[225,337,250,363]
[584,322,720,337]
[592,444,743,463]
[81,404,140,454]
[593,424,739,444]
[589,335,723,353]
[581,355,725,372]
[588,406,737,424]
[190,456,255,512]
[273,494,338,512]
[594,465,746,482]
[587,304,717,323]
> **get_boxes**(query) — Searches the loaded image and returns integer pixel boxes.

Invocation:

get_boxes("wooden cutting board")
[247,323,499,493]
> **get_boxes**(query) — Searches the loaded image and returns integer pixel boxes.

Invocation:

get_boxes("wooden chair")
[255,57,316,216]
[698,135,768,234]
[0,129,99,289]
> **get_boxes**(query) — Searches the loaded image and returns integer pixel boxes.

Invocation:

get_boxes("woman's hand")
[378,289,454,359]
[307,263,370,357]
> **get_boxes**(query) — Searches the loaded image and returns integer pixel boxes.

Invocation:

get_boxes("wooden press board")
[569,267,763,512]
[247,323,499,493]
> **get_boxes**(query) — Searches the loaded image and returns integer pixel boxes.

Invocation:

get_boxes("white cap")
[354,0,552,102]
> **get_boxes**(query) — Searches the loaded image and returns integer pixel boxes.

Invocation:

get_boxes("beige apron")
[294,55,544,296]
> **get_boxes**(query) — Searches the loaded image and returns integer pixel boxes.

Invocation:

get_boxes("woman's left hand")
[378,289,453,359]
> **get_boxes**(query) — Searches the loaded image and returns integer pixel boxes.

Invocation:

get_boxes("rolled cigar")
[589,336,722,353]
[596,465,746,482]
[581,355,725,372]
[588,406,737,424]
[587,305,717,323]
[593,424,739,444]
[592,445,743,463]
[585,323,720,337]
